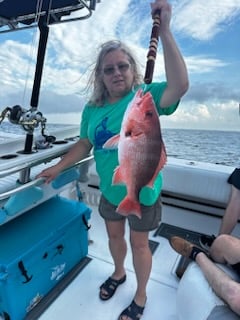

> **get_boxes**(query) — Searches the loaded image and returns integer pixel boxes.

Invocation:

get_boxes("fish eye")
[145,111,153,117]
[125,130,132,137]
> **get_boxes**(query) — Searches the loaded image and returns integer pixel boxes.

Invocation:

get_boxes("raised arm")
[151,0,189,108]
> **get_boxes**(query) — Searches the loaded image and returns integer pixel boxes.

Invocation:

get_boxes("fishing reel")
[0,105,45,132]
[0,105,56,149]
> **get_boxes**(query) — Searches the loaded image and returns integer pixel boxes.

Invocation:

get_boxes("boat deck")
[39,200,180,320]
[35,174,240,320]
[0,131,239,319]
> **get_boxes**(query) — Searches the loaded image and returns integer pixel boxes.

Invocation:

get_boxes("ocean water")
[162,128,239,167]
[0,122,239,167]
[0,121,67,138]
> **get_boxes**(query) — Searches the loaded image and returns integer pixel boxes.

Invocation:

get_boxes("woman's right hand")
[36,165,62,184]
[36,139,92,184]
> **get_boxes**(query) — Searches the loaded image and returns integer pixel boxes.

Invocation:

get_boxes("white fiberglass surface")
[40,204,180,320]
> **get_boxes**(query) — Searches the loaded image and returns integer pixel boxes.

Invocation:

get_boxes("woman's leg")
[129,229,151,307]
[105,219,127,279]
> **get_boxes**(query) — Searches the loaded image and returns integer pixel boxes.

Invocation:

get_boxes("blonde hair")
[86,40,142,106]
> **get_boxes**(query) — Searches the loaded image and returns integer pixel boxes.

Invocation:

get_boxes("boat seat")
[176,262,240,320]
[162,158,234,216]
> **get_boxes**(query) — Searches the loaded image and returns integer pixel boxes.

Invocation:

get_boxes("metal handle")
[0,147,72,179]
[0,155,94,201]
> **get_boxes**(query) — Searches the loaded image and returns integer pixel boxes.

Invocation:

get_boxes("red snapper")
[104,89,166,219]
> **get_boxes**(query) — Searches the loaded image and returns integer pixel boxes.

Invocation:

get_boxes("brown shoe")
[169,236,206,261]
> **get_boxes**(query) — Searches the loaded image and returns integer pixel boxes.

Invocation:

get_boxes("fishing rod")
[144,10,161,84]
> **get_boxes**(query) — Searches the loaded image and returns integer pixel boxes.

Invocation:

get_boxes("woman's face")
[101,49,134,103]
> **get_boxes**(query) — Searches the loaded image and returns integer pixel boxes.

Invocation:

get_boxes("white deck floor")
[39,201,180,320]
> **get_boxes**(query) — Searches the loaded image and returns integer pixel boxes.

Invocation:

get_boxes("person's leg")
[170,236,240,316]
[196,252,240,316]
[105,219,127,279]
[126,197,161,307]
[118,198,161,320]
[210,234,240,265]
[99,219,127,300]
[98,195,127,299]
[219,185,240,235]
[200,169,240,249]
[118,230,150,320]
[130,230,150,307]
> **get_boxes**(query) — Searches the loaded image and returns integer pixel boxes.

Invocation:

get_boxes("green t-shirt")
[80,82,179,206]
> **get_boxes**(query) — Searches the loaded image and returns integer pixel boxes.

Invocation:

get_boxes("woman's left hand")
[150,0,172,33]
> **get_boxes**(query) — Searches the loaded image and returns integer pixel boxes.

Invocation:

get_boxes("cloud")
[39,90,85,113]
[0,0,239,131]
[47,1,131,65]
[161,99,240,131]
[184,81,240,103]
[172,0,240,40]
[185,55,227,74]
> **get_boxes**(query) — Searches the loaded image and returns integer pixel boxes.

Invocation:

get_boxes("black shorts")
[228,168,240,190]
[98,195,162,232]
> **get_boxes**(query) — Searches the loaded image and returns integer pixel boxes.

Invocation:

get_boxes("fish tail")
[117,197,142,219]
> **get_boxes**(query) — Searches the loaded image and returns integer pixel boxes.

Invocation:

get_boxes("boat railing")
[0,148,68,179]
[0,155,94,201]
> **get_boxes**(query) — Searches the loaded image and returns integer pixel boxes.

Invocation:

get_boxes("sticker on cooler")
[51,263,66,281]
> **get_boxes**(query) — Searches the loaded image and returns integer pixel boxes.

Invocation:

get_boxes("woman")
[37,1,189,319]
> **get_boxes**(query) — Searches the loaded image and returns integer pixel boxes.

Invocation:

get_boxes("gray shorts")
[98,195,162,232]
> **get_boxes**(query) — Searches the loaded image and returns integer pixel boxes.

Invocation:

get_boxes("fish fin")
[103,134,120,149]
[147,142,167,188]
[117,197,142,219]
[112,166,125,185]
[159,142,167,169]
[136,88,144,98]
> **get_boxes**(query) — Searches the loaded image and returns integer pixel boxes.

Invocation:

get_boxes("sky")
[0,0,240,131]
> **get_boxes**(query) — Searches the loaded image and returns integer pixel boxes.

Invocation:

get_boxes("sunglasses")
[103,62,131,76]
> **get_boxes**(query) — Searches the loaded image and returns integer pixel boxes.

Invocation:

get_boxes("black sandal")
[99,274,126,301]
[118,300,145,320]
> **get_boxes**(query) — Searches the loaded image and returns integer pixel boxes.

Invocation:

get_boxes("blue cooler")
[0,195,91,320]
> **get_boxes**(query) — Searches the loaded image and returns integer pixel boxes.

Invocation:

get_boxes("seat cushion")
[207,305,239,320]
